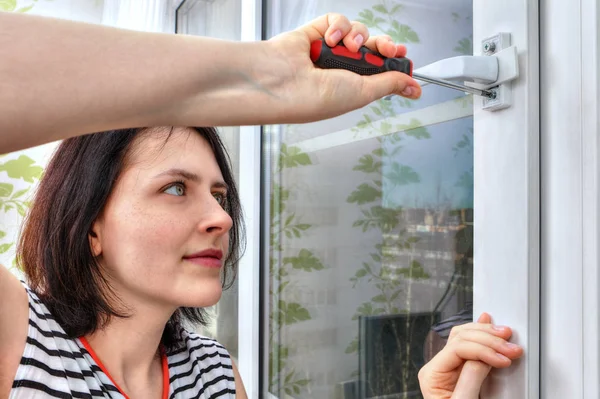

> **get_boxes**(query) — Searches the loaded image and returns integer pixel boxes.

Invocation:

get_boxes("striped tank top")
[10,283,236,398]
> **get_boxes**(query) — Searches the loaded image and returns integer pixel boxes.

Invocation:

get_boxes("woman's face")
[90,128,233,312]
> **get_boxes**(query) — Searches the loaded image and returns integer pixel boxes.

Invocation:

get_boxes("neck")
[83,300,175,395]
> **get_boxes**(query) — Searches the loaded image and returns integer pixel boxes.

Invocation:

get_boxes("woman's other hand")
[265,13,422,123]
[418,313,524,399]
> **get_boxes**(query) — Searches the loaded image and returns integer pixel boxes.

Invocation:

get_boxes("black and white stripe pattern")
[10,283,236,399]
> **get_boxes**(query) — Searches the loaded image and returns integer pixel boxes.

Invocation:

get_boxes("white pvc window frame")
[540,0,600,397]
[236,0,263,394]
[473,1,540,398]
[168,0,262,397]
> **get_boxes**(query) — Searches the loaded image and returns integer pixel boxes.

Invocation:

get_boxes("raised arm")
[0,264,29,397]
[0,11,420,154]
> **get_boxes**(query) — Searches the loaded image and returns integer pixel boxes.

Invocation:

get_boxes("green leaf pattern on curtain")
[1,0,48,272]
[0,153,43,270]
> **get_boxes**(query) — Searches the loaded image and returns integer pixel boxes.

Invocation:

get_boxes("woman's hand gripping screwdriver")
[310,38,496,99]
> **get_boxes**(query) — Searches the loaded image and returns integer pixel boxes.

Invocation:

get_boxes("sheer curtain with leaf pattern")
[263,1,475,398]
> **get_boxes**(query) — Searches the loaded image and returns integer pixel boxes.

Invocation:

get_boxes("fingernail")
[497,353,510,362]
[492,325,507,331]
[401,87,414,96]
[504,342,521,350]
[330,30,342,43]
[354,34,364,47]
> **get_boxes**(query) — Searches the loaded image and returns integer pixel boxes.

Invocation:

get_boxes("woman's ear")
[89,221,102,257]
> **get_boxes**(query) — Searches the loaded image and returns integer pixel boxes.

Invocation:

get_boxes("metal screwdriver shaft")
[412,72,496,99]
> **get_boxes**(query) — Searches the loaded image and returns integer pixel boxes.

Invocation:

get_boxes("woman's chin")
[177,280,223,308]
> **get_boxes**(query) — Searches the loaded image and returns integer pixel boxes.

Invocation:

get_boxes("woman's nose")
[197,196,233,235]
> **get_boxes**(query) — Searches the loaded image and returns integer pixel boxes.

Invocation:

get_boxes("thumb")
[450,360,492,399]
[361,71,422,101]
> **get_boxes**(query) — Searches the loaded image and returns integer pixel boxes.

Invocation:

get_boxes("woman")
[0,10,523,399]
[10,126,244,398]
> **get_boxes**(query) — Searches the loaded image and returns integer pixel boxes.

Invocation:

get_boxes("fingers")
[298,13,358,45]
[340,17,369,51]
[448,313,515,399]
[477,311,492,324]
[360,31,420,99]
[364,34,408,59]
[425,317,524,374]
[324,15,368,50]
[300,13,405,57]
[316,14,407,58]
[448,319,513,342]
[298,13,421,101]
[361,72,421,101]
[450,360,492,399]
[451,330,523,366]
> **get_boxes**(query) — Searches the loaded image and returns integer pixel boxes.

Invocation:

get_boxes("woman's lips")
[183,249,223,268]
[184,256,222,268]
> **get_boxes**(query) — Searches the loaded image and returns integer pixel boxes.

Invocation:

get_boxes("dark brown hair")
[17,127,244,350]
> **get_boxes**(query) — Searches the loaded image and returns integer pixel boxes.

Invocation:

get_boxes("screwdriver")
[310,38,496,99]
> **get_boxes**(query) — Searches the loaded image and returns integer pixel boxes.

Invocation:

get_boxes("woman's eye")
[213,192,227,206]
[164,183,186,196]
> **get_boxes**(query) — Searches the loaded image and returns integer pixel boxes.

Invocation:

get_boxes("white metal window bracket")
[413,32,519,111]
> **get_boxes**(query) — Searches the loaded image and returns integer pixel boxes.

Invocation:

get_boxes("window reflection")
[264,1,474,398]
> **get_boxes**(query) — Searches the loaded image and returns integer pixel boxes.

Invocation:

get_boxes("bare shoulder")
[231,360,248,399]
[0,265,29,398]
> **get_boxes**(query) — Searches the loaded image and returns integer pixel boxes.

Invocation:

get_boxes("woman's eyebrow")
[153,168,228,190]
[212,181,229,191]
[154,168,199,182]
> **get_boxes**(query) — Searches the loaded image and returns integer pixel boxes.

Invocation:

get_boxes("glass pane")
[263,1,474,398]
[176,0,241,361]
[176,0,240,40]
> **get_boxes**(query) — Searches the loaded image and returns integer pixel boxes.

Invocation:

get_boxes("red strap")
[79,337,170,399]
[161,346,170,399]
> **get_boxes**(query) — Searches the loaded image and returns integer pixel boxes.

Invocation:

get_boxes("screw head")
[483,42,496,53]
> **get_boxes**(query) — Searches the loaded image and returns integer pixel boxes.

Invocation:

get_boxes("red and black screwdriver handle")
[310,38,413,76]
